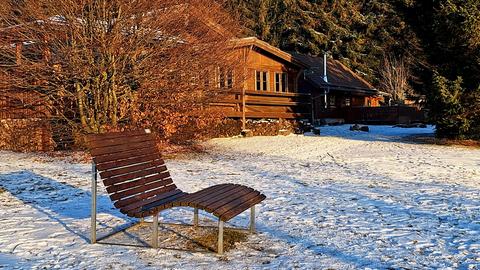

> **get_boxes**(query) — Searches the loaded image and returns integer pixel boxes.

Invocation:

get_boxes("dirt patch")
[102,222,251,254]
[405,135,480,148]
[186,227,248,253]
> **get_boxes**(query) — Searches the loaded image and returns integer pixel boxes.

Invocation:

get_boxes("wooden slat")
[176,184,232,204]
[140,192,188,212]
[86,130,149,143]
[106,172,171,193]
[203,187,256,212]
[114,184,177,209]
[213,191,261,216]
[120,189,183,213]
[192,185,249,209]
[180,185,238,206]
[96,154,161,171]
[103,165,168,186]
[225,111,310,119]
[88,134,154,149]
[94,148,160,165]
[176,184,235,206]
[100,159,165,179]
[91,140,157,157]
[110,178,174,201]
[219,194,266,221]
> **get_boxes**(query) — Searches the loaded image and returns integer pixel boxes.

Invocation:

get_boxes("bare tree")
[0,0,243,142]
[379,55,411,104]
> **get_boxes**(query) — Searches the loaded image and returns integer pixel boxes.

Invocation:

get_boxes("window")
[345,97,351,107]
[329,95,336,107]
[217,68,234,89]
[275,72,288,92]
[219,67,225,88]
[226,71,233,88]
[255,71,269,91]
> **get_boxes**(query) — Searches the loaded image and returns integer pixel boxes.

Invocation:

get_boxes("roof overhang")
[307,77,378,96]
[230,37,309,69]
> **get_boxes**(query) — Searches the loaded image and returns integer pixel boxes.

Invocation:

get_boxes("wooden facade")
[211,38,311,128]
[292,53,381,121]
[211,38,381,126]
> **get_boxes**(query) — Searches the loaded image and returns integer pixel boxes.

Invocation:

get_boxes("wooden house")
[291,53,381,112]
[212,37,380,127]
[212,37,312,129]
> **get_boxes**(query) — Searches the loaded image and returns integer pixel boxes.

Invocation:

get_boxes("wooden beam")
[225,111,310,119]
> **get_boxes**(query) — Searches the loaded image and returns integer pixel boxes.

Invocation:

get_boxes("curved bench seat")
[136,184,266,221]
[86,130,266,253]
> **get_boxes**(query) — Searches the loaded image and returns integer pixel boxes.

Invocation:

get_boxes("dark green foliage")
[430,74,480,139]
[225,0,480,140]
[430,74,468,139]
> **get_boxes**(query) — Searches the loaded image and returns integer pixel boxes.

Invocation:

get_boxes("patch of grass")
[187,228,248,253]
[405,136,480,148]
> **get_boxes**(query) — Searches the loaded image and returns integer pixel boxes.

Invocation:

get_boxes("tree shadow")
[0,170,134,243]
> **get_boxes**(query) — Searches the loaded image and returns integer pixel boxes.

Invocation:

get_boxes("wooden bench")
[87,129,266,254]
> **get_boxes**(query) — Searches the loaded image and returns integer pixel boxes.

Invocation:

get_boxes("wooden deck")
[213,90,311,120]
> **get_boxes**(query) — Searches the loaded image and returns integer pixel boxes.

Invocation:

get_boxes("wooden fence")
[317,106,427,124]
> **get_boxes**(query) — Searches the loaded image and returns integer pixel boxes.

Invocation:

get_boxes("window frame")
[255,70,269,91]
[274,72,288,93]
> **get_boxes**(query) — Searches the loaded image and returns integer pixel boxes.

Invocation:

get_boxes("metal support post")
[250,206,256,233]
[218,220,224,255]
[152,213,159,248]
[194,208,199,227]
[91,162,97,244]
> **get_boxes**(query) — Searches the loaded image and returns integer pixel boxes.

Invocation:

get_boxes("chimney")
[323,53,328,83]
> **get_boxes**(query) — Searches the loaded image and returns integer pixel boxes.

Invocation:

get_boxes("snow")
[1,125,480,269]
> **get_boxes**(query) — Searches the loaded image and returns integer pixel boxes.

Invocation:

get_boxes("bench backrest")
[86,130,177,216]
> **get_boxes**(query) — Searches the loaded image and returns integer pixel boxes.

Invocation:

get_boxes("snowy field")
[1,125,480,269]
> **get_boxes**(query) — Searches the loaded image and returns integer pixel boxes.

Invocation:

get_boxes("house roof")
[231,37,309,69]
[291,53,377,95]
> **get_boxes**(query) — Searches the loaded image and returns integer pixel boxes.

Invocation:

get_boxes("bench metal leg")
[250,205,255,233]
[218,220,224,255]
[152,213,159,248]
[91,162,97,244]
[193,208,199,227]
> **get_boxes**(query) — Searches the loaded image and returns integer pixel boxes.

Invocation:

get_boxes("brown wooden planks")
[103,165,167,186]
[94,148,160,165]
[203,187,256,212]
[86,130,149,143]
[105,172,171,193]
[140,192,188,212]
[180,185,237,207]
[120,189,183,213]
[213,190,261,216]
[114,184,178,209]
[219,194,266,221]
[88,134,154,149]
[193,185,250,210]
[100,159,165,179]
[91,140,157,157]
[96,153,161,171]
[110,178,174,201]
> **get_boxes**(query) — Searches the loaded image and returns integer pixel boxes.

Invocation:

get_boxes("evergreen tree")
[224,0,480,140]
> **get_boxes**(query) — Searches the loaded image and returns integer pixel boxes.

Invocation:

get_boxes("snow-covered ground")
[1,125,479,269]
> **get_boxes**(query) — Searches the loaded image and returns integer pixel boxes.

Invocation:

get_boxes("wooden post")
[242,87,246,130]
[15,43,22,65]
